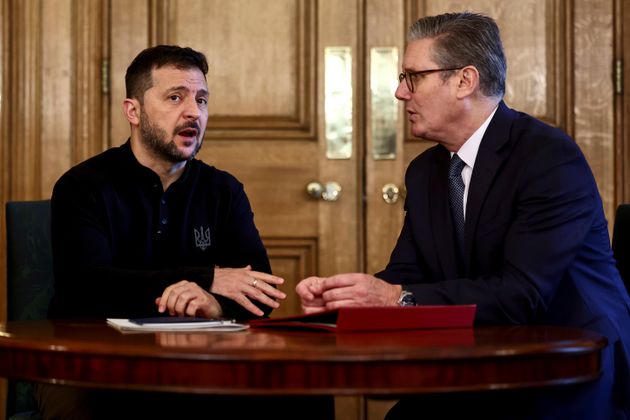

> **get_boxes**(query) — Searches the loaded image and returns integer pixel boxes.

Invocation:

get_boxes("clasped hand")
[295,273,401,314]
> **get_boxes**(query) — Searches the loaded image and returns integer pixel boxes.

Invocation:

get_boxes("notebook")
[106,317,248,332]
[249,305,476,332]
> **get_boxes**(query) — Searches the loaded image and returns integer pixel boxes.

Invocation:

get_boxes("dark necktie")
[448,154,466,256]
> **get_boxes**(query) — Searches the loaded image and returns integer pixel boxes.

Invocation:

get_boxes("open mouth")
[178,128,198,138]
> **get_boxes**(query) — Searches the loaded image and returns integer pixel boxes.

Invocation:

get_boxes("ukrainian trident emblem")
[194,226,211,251]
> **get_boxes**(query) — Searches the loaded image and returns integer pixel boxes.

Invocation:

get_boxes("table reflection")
[156,330,288,349]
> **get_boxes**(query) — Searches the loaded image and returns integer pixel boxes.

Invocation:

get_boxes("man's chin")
[175,141,202,160]
[410,127,427,139]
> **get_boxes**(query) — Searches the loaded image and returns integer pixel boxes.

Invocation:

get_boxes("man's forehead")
[403,39,435,69]
[151,66,208,90]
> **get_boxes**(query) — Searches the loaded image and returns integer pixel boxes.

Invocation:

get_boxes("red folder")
[249,305,476,332]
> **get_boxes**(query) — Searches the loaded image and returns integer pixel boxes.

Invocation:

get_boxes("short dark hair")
[125,45,209,102]
[408,12,506,98]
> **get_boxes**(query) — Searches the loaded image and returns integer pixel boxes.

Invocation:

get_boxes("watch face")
[398,289,416,306]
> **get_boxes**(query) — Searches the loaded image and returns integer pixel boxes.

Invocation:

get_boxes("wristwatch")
[397,286,417,306]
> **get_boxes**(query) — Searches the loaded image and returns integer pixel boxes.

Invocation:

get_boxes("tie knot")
[449,154,466,178]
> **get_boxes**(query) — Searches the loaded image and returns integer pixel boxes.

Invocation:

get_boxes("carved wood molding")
[7,0,42,199]
[263,237,318,279]
[149,0,170,45]
[152,0,317,140]
[263,237,317,317]
[1,0,8,205]
[1,0,9,327]
[72,0,106,163]
[615,0,630,204]
[403,0,575,142]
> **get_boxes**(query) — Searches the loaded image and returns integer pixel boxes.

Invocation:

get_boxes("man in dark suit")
[296,12,630,419]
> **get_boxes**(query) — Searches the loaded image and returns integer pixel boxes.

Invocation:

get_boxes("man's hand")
[156,280,223,318]
[295,276,328,314]
[296,273,401,313]
[211,266,286,317]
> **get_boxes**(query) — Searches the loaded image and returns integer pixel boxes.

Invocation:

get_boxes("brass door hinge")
[101,58,110,94]
[615,59,623,95]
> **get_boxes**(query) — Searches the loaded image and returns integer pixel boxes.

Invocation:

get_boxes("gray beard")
[139,109,202,163]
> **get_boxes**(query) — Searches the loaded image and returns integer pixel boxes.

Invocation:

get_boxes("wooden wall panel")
[265,238,317,317]
[109,0,150,147]
[574,0,616,224]
[317,0,363,275]
[1,0,106,319]
[171,0,316,139]
[619,0,630,204]
[1,0,105,199]
[9,0,42,200]
[364,0,406,276]
[41,0,72,196]
[72,0,107,164]
[1,0,7,415]
[414,0,571,131]
[198,140,319,237]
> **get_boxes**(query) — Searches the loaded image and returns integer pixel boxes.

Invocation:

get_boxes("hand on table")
[156,280,223,318]
[211,266,286,317]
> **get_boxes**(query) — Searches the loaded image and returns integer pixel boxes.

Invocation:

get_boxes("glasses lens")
[406,73,414,92]
[399,72,414,93]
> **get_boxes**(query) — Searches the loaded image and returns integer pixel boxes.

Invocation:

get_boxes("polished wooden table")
[0,320,606,396]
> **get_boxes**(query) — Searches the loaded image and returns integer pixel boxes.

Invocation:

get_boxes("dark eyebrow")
[165,86,208,97]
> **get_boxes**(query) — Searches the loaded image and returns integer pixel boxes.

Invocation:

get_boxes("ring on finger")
[252,279,258,288]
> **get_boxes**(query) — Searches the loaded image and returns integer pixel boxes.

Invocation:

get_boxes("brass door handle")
[306,181,342,201]
[382,183,400,204]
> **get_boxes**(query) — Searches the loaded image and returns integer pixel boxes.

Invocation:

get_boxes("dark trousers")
[37,384,334,420]
[386,344,627,420]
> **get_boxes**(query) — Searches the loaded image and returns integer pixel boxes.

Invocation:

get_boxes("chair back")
[5,199,53,419]
[612,204,630,293]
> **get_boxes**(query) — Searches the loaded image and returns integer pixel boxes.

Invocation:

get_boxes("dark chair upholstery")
[5,200,53,420]
[612,204,630,293]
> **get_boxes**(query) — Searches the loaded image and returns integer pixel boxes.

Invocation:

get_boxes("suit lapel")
[464,101,517,273]
[429,147,460,279]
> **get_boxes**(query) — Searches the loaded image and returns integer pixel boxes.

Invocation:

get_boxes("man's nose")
[395,80,411,101]
[183,97,201,119]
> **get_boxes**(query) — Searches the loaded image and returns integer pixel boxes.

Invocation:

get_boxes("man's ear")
[123,98,141,125]
[455,66,479,99]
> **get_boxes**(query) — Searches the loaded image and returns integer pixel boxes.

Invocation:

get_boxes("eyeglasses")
[398,68,463,93]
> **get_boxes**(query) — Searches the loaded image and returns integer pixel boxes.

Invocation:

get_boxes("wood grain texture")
[41,0,72,196]
[0,320,605,395]
[317,0,363,275]
[109,0,150,147]
[0,1,7,415]
[265,238,317,317]
[171,0,316,139]
[574,0,616,225]
[72,0,107,164]
[364,0,406,275]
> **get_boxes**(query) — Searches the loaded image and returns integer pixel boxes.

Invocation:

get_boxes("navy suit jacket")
[377,101,630,415]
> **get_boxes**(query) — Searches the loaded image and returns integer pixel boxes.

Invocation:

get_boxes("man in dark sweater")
[49,45,285,321]
[36,45,336,420]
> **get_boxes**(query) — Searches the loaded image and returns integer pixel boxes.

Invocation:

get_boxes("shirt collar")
[451,105,499,169]
[120,139,195,190]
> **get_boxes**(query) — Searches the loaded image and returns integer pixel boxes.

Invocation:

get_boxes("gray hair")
[408,12,506,98]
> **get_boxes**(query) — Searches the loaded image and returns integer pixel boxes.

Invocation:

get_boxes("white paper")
[106,318,248,332]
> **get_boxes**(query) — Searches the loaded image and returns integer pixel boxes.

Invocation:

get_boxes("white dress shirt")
[450,106,498,219]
